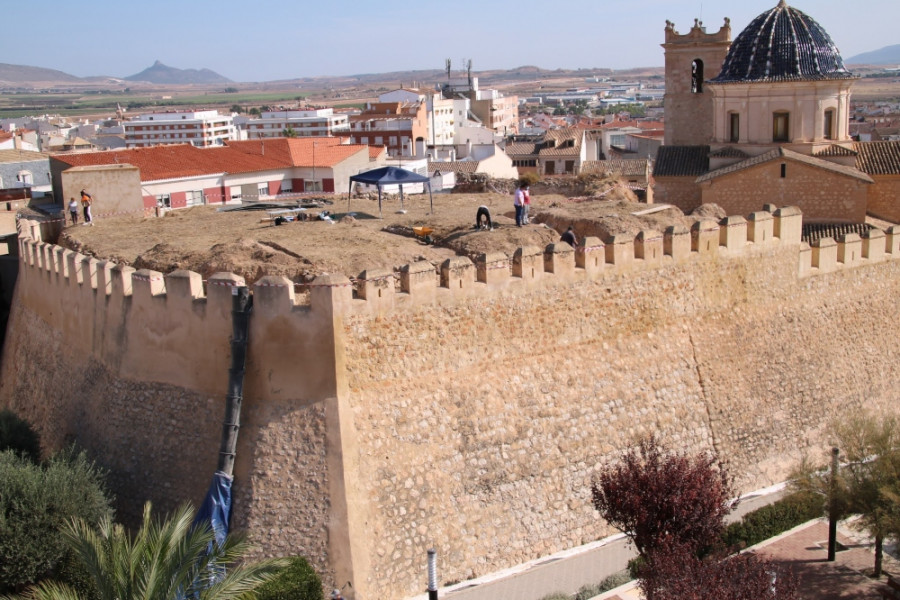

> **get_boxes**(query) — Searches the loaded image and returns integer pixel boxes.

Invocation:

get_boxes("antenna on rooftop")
[445,58,451,82]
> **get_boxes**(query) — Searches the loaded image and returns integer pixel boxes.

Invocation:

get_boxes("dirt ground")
[59,188,716,286]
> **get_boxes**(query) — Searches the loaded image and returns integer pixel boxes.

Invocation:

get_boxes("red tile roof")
[226,138,368,168]
[52,144,275,182]
[52,138,369,182]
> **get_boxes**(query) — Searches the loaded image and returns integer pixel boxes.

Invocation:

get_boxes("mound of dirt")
[61,192,697,286]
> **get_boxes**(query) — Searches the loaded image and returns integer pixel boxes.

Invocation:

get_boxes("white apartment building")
[124,110,235,148]
[429,95,470,147]
[239,109,350,139]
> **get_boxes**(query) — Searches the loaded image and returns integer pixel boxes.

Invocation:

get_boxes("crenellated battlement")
[17,206,900,322]
[9,205,900,600]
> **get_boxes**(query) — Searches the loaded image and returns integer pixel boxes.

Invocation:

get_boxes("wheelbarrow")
[413,226,435,245]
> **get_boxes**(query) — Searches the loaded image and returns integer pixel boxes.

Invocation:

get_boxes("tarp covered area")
[349,166,433,216]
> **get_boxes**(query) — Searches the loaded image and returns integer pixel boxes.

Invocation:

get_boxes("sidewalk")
[409,485,787,600]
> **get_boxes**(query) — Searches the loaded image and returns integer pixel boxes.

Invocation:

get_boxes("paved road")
[408,484,787,600]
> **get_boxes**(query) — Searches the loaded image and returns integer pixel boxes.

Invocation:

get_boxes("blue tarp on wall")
[194,470,233,546]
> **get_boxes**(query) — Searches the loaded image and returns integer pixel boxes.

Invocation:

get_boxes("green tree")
[0,410,41,462]
[282,127,298,138]
[0,449,111,593]
[18,502,287,600]
[230,104,243,114]
[831,414,900,577]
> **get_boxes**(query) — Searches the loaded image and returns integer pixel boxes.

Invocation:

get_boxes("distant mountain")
[847,44,900,65]
[0,62,83,83]
[125,60,232,84]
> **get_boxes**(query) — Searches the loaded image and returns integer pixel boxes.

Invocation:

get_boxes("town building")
[653,1,900,224]
[344,100,428,159]
[238,109,350,139]
[123,110,235,149]
[0,149,52,199]
[50,137,377,214]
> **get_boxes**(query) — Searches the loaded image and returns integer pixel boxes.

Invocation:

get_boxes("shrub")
[721,491,823,550]
[255,556,324,600]
[520,172,541,187]
[0,448,111,593]
[0,409,41,462]
[538,593,570,600]
[575,570,633,599]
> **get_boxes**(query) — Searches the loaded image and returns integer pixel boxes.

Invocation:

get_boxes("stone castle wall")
[4,211,900,600]
[700,158,870,223]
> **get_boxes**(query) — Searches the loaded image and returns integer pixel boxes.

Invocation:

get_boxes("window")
[773,112,790,142]
[16,170,33,185]
[824,109,835,140]
[780,163,787,178]
[729,113,740,143]
[156,194,171,208]
[305,180,323,192]
[257,183,268,199]
[187,190,204,206]
[691,59,704,94]
[280,180,293,194]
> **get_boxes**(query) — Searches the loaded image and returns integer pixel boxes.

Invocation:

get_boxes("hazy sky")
[3,0,896,82]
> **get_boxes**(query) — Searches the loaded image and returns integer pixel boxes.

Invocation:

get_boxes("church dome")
[711,0,854,83]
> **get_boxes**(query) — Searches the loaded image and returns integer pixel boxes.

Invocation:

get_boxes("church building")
[653,0,900,225]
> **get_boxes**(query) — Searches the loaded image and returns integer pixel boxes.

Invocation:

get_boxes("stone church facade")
[654,0,900,223]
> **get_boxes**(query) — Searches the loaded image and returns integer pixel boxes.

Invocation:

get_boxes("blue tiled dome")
[711,1,854,83]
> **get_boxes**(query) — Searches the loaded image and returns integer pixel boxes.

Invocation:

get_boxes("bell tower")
[662,17,731,146]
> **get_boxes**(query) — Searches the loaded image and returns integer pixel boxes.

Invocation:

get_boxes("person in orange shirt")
[80,189,94,226]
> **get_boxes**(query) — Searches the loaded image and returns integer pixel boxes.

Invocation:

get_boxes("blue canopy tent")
[348,166,433,217]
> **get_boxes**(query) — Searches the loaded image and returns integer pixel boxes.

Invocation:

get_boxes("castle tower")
[662,17,732,146]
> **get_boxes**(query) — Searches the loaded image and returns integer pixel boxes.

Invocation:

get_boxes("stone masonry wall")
[339,240,900,598]
[701,158,869,223]
[4,212,900,600]
[866,175,900,224]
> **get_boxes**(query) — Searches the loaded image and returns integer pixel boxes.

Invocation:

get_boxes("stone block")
[476,252,509,285]
[207,272,247,317]
[774,206,803,244]
[887,225,900,257]
[440,257,476,291]
[111,264,135,298]
[543,243,576,277]
[836,233,861,267]
[719,216,747,252]
[636,230,663,265]
[576,237,605,275]
[358,268,396,310]
[310,273,353,315]
[133,268,166,298]
[96,261,114,297]
[400,261,437,300]
[254,275,296,316]
[664,226,691,260]
[513,246,543,281]
[605,234,634,266]
[798,242,812,278]
[691,220,719,254]
[747,211,774,244]
[811,237,837,272]
[861,228,885,262]
[165,270,205,308]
